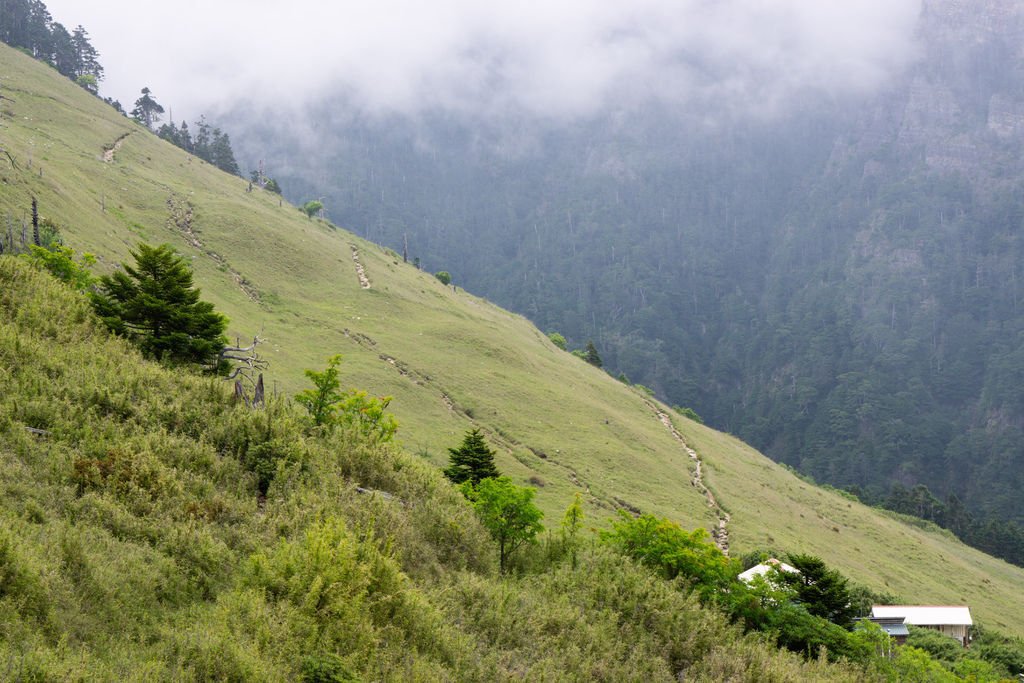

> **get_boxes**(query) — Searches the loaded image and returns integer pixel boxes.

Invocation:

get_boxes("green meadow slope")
[2,41,1024,638]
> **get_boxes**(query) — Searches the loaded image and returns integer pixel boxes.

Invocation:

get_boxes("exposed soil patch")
[102,132,130,163]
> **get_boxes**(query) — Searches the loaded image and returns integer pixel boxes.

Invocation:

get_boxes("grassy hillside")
[2,40,1024,642]
[0,256,872,680]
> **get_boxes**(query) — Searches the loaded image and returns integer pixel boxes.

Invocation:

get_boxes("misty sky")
[44,0,923,122]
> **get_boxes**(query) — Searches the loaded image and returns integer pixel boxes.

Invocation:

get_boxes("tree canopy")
[90,242,227,367]
[600,512,737,601]
[467,476,544,573]
[0,2,103,90]
[294,355,398,442]
[778,553,857,628]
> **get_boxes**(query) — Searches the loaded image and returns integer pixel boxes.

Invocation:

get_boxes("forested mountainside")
[228,0,1024,526]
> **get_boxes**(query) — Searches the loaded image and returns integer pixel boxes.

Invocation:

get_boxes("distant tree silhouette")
[130,87,164,129]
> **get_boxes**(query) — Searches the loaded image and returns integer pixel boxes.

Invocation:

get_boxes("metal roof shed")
[871,606,973,646]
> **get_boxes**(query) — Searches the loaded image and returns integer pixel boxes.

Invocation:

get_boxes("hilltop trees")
[157,117,242,176]
[0,2,103,91]
[444,428,499,485]
[90,242,227,367]
[70,25,101,92]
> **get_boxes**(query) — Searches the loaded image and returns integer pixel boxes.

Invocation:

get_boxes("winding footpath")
[166,194,260,303]
[647,401,731,554]
[350,245,371,289]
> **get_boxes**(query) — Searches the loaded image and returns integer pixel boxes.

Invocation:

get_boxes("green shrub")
[547,331,567,350]
[301,653,357,682]
[600,511,738,601]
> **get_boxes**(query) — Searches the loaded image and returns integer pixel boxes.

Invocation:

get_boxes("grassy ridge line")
[2,42,1024,637]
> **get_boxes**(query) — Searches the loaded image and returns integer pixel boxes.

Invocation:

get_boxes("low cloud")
[46,0,922,121]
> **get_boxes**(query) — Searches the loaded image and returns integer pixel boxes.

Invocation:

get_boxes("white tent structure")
[738,558,799,583]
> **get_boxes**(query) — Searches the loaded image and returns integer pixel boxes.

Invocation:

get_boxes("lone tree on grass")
[91,243,227,367]
[130,87,164,129]
[301,200,323,219]
[444,428,499,485]
[584,341,603,368]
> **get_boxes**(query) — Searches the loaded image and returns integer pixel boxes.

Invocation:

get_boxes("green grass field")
[3,42,1024,638]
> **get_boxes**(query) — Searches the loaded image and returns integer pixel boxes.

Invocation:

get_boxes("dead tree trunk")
[31,197,40,246]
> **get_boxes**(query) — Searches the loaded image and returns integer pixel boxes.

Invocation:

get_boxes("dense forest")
[228,0,1024,530]
[0,0,102,92]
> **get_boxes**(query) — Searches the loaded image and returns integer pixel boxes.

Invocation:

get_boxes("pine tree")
[779,554,857,628]
[444,428,500,485]
[130,87,164,129]
[584,341,603,368]
[70,25,102,86]
[48,21,75,78]
[209,128,240,175]
[91,242,227,366]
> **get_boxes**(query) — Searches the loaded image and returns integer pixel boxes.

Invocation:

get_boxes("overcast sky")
[44,0,923,122]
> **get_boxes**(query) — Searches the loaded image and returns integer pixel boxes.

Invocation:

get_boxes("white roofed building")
[871,605,973,647]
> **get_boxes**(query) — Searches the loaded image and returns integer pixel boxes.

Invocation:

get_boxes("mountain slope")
[232,0,1024,530]
[2,41,1024,639]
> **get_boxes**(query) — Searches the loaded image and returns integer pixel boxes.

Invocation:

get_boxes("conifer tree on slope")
[131,87,164,129]
[91,242,227,367]
[444,428,500,485]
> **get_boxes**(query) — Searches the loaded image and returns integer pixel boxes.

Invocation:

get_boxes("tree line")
[0,0,103,94]
[157,115,241,177]
[848,482,1024,570]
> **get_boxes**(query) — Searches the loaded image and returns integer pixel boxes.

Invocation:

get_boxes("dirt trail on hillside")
[646,400,731,554]
[337,329,625,513]
[166,194,260,303]
[350,246,371,289]
[102,132,130,163]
